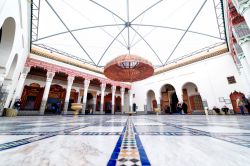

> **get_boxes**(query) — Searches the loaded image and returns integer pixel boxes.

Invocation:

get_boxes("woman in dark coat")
[182,102,188,114]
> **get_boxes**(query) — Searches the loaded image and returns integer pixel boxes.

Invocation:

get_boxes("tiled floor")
[0,115,250,166]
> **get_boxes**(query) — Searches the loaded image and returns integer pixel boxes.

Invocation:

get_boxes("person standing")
[236,97,245,115]
[182,102,188,114]
[55,102,61,115]
[177,102,182,114]
[14,99,21,111]
[242,96,250,114]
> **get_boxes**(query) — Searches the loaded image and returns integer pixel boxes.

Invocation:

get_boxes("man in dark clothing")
[14,99,21,110]
[182,102,188,114]
[54,103,60,115]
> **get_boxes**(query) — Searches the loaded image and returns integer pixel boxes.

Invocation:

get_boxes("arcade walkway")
[0,115,250,166]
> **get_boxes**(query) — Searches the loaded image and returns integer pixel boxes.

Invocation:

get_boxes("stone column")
[63,76,74,115]
[120,87,125,113]
[156,97,161,110]
[100,83,106,114]
[10,67,31,108]
[232,0,250,27]
[93,96,97,114]
[77,89,82,103]
[39,71,55,115]
[175,88,183,103]
[81,79,90,114]
[128,90,133,112]
[111,85,116,114]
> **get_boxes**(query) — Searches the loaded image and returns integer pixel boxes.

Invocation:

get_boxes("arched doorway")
[19,67,47,111]
[161,84,178,114]
[182,82,204,114]
[230,91,245,114]
[45,84,66,114]
[20,83,44,110]
[146,90,157,112]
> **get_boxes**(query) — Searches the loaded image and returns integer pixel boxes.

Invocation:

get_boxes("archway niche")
[45,84,66,114]
[182,82,204,114]
[20,83,44,110]
[160,84,178,114]
[146,90,157,112]
[19,67,47,111]
[0,17,16,68]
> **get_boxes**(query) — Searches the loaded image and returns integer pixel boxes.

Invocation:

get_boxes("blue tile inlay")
[107,120,127,166]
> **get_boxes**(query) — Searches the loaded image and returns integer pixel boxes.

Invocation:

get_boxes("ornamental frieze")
[25,58,131,89]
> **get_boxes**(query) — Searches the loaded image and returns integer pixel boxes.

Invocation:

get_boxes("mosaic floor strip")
[108,118,150,166]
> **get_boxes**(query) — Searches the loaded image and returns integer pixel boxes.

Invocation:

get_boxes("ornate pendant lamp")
[104,54,154,82]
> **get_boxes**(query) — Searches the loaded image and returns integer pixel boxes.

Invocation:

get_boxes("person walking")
[236,96,245,115]
[242,96,250,114]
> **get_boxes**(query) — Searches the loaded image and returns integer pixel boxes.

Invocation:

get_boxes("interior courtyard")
[1,0,250,165]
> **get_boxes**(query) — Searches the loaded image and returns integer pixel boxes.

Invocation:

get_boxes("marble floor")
[0,115,250,166]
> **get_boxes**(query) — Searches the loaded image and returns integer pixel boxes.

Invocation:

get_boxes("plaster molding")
[25,58,131,89]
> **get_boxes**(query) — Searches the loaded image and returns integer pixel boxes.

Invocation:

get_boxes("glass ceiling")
[31,0,226,68]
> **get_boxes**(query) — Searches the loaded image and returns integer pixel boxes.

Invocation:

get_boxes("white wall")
[131,52,247,111]
[0,0,31,108]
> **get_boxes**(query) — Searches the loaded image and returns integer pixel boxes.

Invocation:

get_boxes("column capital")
[67,75,75,85]
[101,83,106,91]
[84,79,90,88]
[22,66,31,75]
[111,85,116,93]
[46,71,55,82]
[20,67,31,79]
[120,87,125,94]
